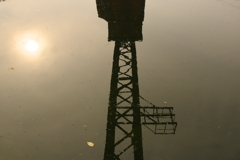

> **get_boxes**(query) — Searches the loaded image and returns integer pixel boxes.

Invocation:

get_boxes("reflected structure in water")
[96,0,177,159]
[1,0,240,160]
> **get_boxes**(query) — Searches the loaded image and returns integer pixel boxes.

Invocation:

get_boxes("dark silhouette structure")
[96,1,177,159]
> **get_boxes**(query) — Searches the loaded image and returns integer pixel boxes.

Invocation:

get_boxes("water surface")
[0,0,240,159]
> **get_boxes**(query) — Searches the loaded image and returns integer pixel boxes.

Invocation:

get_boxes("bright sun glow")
[15,31,46,59]
[25,40,39,52]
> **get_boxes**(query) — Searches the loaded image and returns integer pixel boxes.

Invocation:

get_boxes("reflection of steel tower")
[96,1,177,159]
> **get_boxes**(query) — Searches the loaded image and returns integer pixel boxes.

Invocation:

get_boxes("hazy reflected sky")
[0,0,240,160]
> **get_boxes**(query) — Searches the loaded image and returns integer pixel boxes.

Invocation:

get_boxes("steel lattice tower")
[104,41,143,159]
[96,0,177,159]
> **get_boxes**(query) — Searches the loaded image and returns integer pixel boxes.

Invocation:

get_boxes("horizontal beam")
[117,122,177,125]
[116,114,175,116]
[117,106,174,109]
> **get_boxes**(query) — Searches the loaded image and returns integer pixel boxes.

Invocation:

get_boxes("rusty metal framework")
[104,41,177,160]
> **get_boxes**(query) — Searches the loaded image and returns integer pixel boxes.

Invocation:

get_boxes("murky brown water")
[1,0,240,159]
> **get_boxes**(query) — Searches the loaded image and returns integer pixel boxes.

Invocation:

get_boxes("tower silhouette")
[96,1,177,159]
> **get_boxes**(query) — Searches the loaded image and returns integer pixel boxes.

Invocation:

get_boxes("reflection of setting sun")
[16,31,46,58]
[25,40,39,52]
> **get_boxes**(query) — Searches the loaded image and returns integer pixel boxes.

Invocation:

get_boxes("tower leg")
[104,42,120,160]
[131,42,144,160]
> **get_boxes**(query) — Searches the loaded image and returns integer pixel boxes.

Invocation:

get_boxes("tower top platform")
[96,0,145,41]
